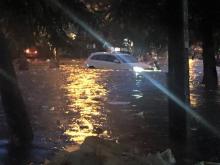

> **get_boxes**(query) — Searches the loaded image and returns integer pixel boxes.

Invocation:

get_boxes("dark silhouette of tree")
[0,32,33,145]
[100,0,168,55]
[0,0,92,145]
[200,1,218,89]
[167,0,189,140]
[189,0,219,89]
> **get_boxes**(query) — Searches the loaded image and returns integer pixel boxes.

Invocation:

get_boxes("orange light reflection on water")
[61,65,110,144]
[189,59,199,107]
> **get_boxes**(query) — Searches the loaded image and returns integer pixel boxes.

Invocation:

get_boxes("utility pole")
[168,0,189,140]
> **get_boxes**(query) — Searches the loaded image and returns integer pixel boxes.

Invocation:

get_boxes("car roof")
[90,51,131,56]
[90,52,111,56]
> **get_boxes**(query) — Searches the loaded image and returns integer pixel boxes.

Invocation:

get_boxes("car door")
[87,54,98,67]
[88,54,107,68]
[88,54,121,69]
[104,55,121,69]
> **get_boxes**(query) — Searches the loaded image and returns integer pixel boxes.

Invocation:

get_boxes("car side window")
[100,55,109,61]
[91,54,114,61]
[91,54,105,61]
[91,55,100,60]
[105,55,117,62]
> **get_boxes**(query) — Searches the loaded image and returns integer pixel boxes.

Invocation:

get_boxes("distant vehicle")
[84,52,160,72]
[24,47,38,58]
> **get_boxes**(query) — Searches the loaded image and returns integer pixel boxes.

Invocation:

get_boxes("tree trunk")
[201,17,218,90]
[0,32,33,145]
[168,0,189,141]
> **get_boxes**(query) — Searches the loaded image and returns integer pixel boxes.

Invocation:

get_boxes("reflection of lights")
[189,59,200,89]
[190,93,200,108]
[114,47,120,52]
[61,65,109,144]
[65,118,96,143]
[133,66,144,73]
[189,59,200,108]
[133,67,161,73]
[189,59,195,89]
[132,90,143,99]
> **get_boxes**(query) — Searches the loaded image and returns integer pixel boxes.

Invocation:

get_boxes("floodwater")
[0,59,220,164]
[187,59,220,163]
[60,63,168,150]
[60,66,110,144]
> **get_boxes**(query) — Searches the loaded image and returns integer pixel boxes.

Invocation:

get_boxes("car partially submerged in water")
[85,52,160,72]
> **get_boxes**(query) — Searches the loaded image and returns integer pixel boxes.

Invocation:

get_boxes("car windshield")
[116,55,138,63]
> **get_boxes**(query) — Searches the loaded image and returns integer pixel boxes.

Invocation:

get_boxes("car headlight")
[133,66,144,72]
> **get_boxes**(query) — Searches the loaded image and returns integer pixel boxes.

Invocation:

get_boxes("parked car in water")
[84,52,160,72]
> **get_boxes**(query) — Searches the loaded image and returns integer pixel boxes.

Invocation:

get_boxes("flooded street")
[60,62,169,154]
[61,65,110,144]
[0,59,220,164]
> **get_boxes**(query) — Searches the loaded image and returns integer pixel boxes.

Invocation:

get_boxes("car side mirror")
[113,59,120,63]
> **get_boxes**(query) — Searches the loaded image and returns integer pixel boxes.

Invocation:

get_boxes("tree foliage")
[104,0,168,53]
[0,0,95,57]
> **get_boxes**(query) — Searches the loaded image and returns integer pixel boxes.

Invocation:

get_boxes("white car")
[84,52,160,72]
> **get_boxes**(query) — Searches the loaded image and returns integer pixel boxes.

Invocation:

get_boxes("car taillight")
[25,49,30,54]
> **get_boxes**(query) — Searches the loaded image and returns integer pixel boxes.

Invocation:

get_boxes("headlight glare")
[133,66,144,72]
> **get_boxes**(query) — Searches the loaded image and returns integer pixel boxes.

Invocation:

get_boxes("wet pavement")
[0,59,220,164]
